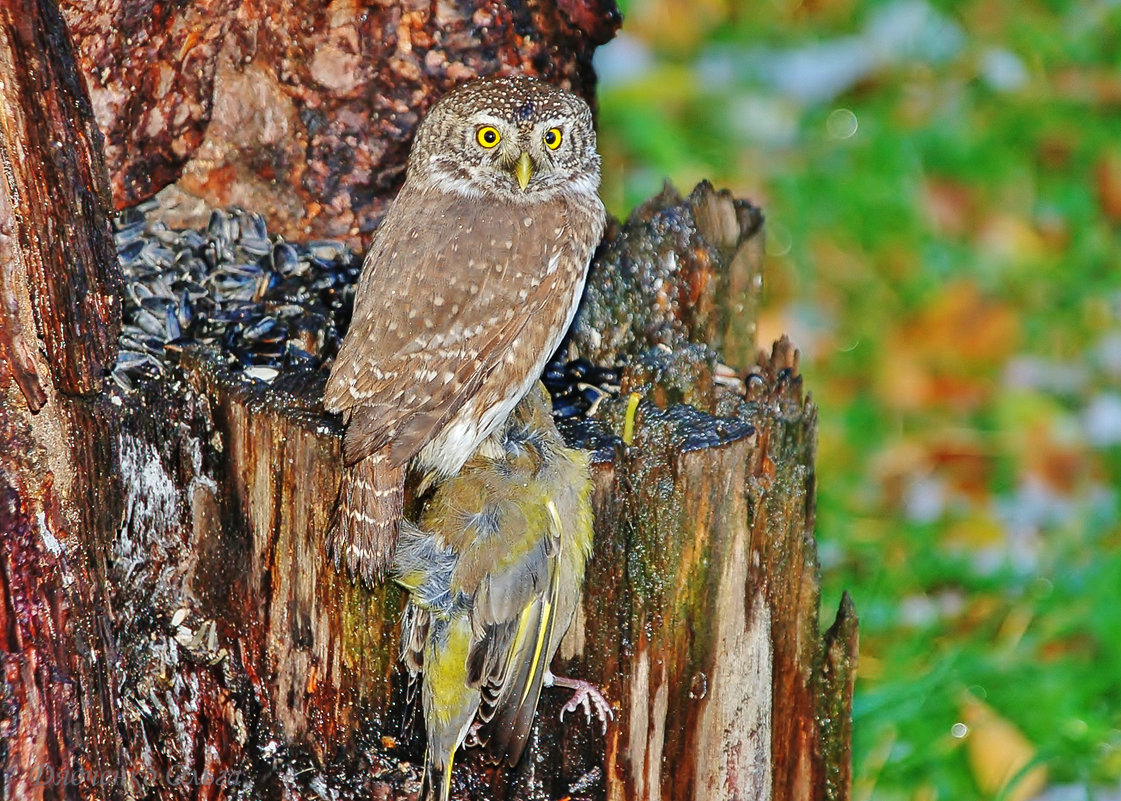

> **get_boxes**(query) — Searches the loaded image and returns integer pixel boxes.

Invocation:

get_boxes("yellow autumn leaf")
[976,213,1050,262]
[1095,148,1121,223]
[959,695,1047,801]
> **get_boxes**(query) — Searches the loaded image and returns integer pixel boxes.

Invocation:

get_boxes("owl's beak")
[514,151,534,191]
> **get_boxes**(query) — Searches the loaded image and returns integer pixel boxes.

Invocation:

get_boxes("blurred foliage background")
[593,0,1121,798]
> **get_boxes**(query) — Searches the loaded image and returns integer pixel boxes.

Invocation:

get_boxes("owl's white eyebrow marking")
[473,113,508,128]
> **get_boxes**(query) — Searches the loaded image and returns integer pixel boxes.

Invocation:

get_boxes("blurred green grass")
[595,0,1121,797]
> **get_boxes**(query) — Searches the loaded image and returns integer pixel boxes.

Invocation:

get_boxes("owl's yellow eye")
[476,126,501,148]
[543,127,563,150]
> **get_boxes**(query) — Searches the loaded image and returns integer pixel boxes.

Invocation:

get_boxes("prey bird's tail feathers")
[470,535,561,767]
[419,753,452,801]
[326,448,404,585]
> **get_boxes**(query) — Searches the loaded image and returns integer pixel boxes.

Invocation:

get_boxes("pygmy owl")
[323,75,606,585]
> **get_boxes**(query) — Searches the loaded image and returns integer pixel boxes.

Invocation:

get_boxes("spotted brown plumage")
[323,75,606,584]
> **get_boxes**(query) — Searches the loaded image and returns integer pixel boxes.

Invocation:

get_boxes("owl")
[323,75,606,585]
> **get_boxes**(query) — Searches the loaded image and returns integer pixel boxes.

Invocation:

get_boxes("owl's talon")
[547,671,612,734]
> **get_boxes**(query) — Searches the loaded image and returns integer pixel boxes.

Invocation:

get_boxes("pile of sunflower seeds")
[111,203,624,423]
[112,202,360,394]
[542,357,620,419]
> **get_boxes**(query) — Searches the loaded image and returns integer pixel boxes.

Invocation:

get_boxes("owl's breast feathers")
[324,185,605,471]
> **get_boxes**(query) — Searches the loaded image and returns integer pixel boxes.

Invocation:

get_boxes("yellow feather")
[623,392,641,444]
[521,597,554,707]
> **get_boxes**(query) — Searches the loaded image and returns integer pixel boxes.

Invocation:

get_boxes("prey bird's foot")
[546,671,613,734]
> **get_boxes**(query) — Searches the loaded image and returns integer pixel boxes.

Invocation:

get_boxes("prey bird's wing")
[465,498,565,766]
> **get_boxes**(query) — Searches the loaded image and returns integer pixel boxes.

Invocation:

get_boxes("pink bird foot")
[464,721,483,748]
[546,671,613,734]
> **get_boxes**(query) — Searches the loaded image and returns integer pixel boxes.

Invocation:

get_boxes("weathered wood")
[84,185,854,800]
[0,0,120,398]
[59,0,622,247]
[569,182,764,371]
[0,0,124,796]
[1,3,855,797]
[107,370,407,797]
[534,337,832,801]
[817,592,858,801]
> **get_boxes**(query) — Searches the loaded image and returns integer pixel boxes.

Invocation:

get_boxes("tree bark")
[0,0,125,796]
[58,0,621,248]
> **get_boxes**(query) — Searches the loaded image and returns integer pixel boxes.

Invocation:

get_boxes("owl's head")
[408,75,601,204]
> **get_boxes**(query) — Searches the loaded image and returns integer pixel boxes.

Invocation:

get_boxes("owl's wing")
[324,187,584,466]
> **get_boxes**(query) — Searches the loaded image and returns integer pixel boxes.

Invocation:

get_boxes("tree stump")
[0,3,856,800]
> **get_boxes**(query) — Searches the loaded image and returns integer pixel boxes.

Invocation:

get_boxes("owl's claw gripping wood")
[322,74,606,589]
[548,671,613,734]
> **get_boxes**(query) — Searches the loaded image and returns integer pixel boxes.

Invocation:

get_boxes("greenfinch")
[392,384,611,801]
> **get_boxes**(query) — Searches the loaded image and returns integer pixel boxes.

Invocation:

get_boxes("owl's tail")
[327,448,404,586]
